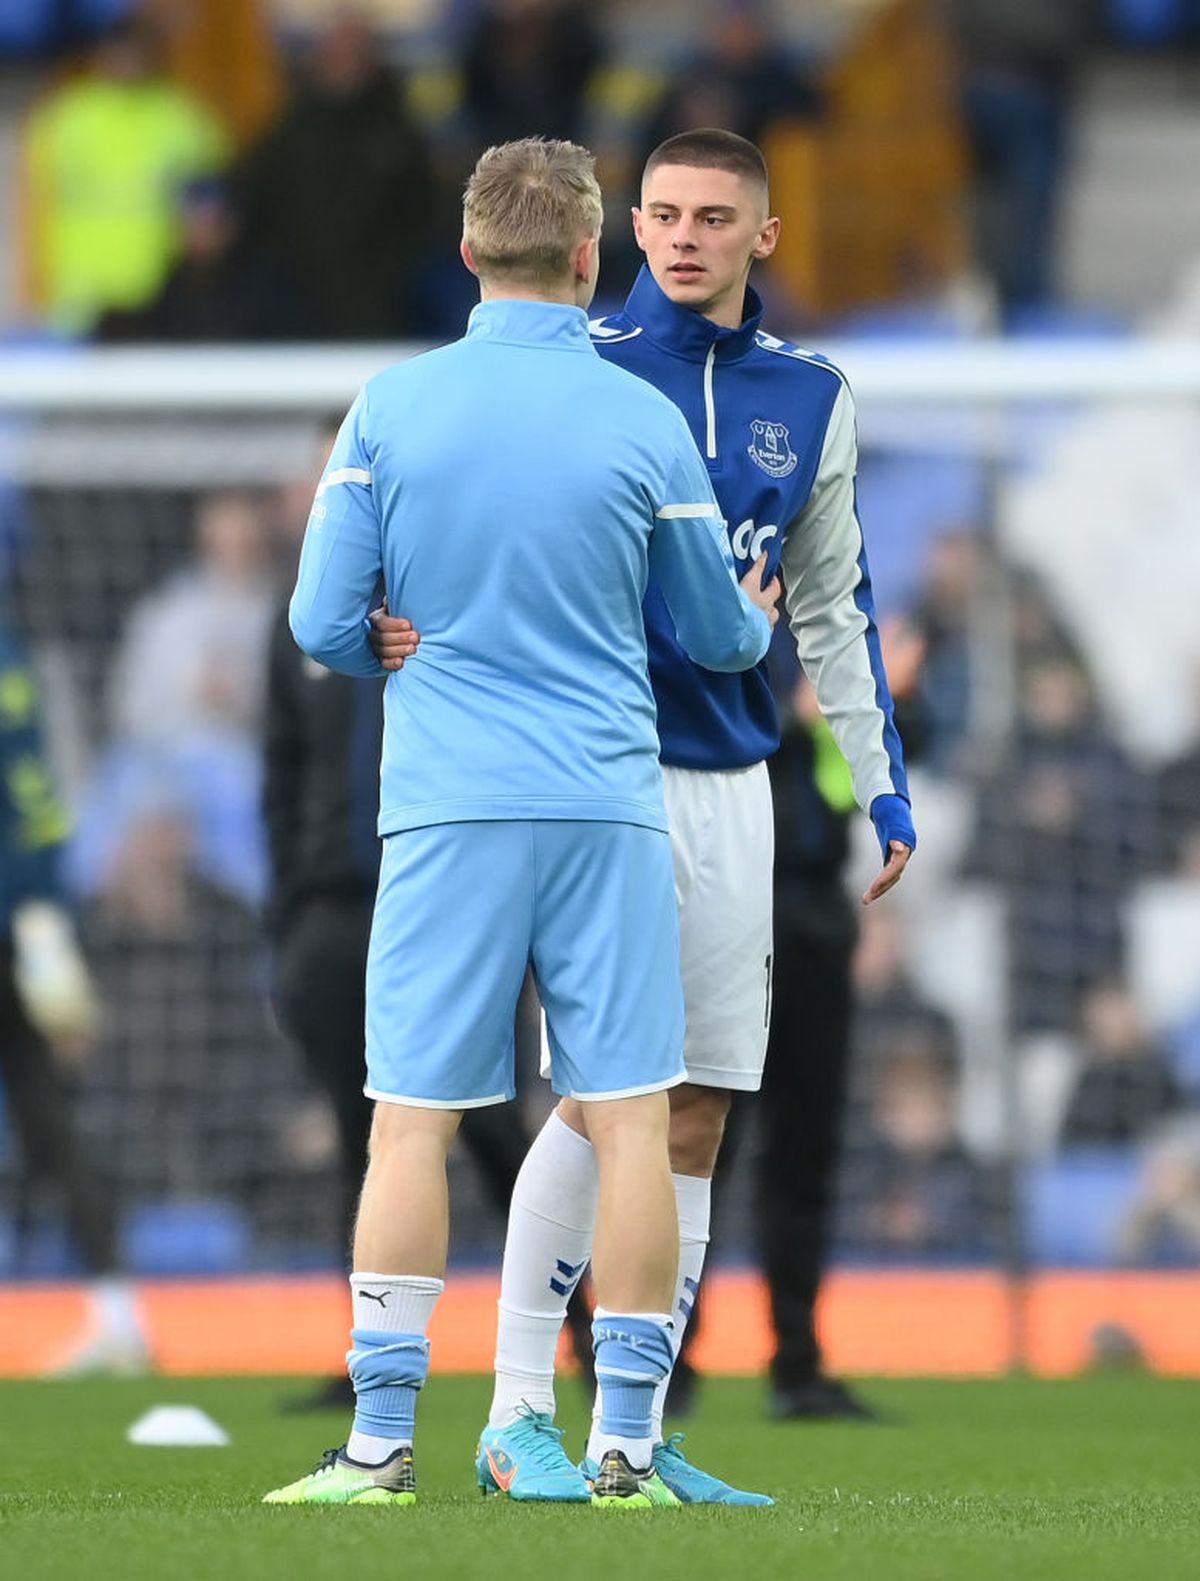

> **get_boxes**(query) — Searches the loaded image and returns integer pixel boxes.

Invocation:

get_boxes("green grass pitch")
[1,1374,1198,1581]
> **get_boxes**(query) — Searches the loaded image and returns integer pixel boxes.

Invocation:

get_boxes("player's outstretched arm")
[290,393,388,678]
[650,416,774,672]
[783,384,913,866]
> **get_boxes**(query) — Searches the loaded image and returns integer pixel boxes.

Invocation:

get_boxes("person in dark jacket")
[238,12,435,339]
[639,1,824,162]
[97,177,311,344]
[1059,980,1180,1148]
[460,0,604,151]
[751,669,874,1418]
[941,0,1101,313]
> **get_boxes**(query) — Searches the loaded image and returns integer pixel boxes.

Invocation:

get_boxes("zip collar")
[466,298,594,351]
[621,265,764,364]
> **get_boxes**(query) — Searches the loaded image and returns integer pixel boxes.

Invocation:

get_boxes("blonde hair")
[463,138,603,286]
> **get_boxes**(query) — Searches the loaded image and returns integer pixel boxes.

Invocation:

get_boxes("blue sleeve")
[289,389,387,678]
[648,415,771,673]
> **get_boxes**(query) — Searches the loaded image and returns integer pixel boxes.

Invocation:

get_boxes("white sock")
[346,1431,406,1465]
[597,1433,655,1471]
[587,1172,710,1460]
[88,1277,144,1339]
[346,1273,442,1463]
[489,1110,598,1428]
[351,1272,443,1337]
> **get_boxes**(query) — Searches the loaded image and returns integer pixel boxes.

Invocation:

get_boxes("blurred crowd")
[2,0,1200,1285]
[2,0,1185,339]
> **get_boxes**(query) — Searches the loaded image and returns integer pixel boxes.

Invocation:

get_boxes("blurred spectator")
[67,491,275,909]
[1060,980,1181,1146]
[20,16,229,334]
[0,618,149,1371]
[853,446,987,623]
[850,902,959,1080]
[238,11,435,339]
[1165,987,1200,1099]
[878,610,931,766]
[966,652,1155,1034]
[639,0,824,158]
[109,490,275,749]
[910,532,977,773]
[836,907,997,1259]
[1117,1117,1200,1263]
[97,176,312,343]
[941,0,1102,315]
[75,800,290,1248]
[461,0,604,150]
[1154,675,1200,873]
[839,1041,998,1260]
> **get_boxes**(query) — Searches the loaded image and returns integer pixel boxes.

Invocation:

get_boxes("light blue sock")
[592,1310,674,1468]
[346,1326,429,1447]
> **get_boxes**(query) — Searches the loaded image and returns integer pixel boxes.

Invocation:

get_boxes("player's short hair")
[463,138,603,286]
[642,129,770,208]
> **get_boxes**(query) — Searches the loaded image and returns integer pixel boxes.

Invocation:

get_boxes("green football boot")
[262,1444,416,1506]
[590,1447,680,1509]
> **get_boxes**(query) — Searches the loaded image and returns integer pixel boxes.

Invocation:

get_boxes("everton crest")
[747,419,797,478]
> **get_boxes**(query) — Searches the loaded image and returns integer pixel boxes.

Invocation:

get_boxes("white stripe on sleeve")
[316,466,372,498]
[656,502,721,519]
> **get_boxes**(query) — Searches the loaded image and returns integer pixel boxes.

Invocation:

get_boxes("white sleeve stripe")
[316,466,372,498]
[656,502,720,519]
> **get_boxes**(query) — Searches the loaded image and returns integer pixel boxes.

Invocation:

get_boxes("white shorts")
[539,761,775,1093]
[663,761,774,1092]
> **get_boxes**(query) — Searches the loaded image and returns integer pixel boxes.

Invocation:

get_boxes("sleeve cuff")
[869,792,917,862]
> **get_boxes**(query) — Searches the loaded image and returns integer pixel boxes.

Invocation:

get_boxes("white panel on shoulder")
[588,320,644,344]
[755,332,846,384]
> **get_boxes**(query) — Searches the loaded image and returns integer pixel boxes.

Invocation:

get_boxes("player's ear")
[572,234,601,310]
[573,234,599,284]
[631,205,646,253]
[460,236,481,279]
[753,216,781,262]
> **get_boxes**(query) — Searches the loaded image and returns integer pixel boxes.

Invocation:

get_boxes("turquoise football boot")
[476,1406,591,1502]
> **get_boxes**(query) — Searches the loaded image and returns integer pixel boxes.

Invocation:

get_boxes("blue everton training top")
[592,267,908,813]
[289,297,770,837]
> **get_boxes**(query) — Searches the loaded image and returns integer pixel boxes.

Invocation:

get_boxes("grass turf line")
[1,1375,1198,1581]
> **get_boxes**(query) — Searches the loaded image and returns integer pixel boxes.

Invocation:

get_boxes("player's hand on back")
[368,600,421,671]
[741,551,781,627]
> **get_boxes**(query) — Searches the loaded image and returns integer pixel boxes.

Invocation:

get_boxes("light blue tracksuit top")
[289,298,771,837]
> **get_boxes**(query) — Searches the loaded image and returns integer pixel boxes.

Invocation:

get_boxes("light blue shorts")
[364,820,686,1107]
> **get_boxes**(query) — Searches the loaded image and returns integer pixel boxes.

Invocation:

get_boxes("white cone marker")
[127,1406,230,1447]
